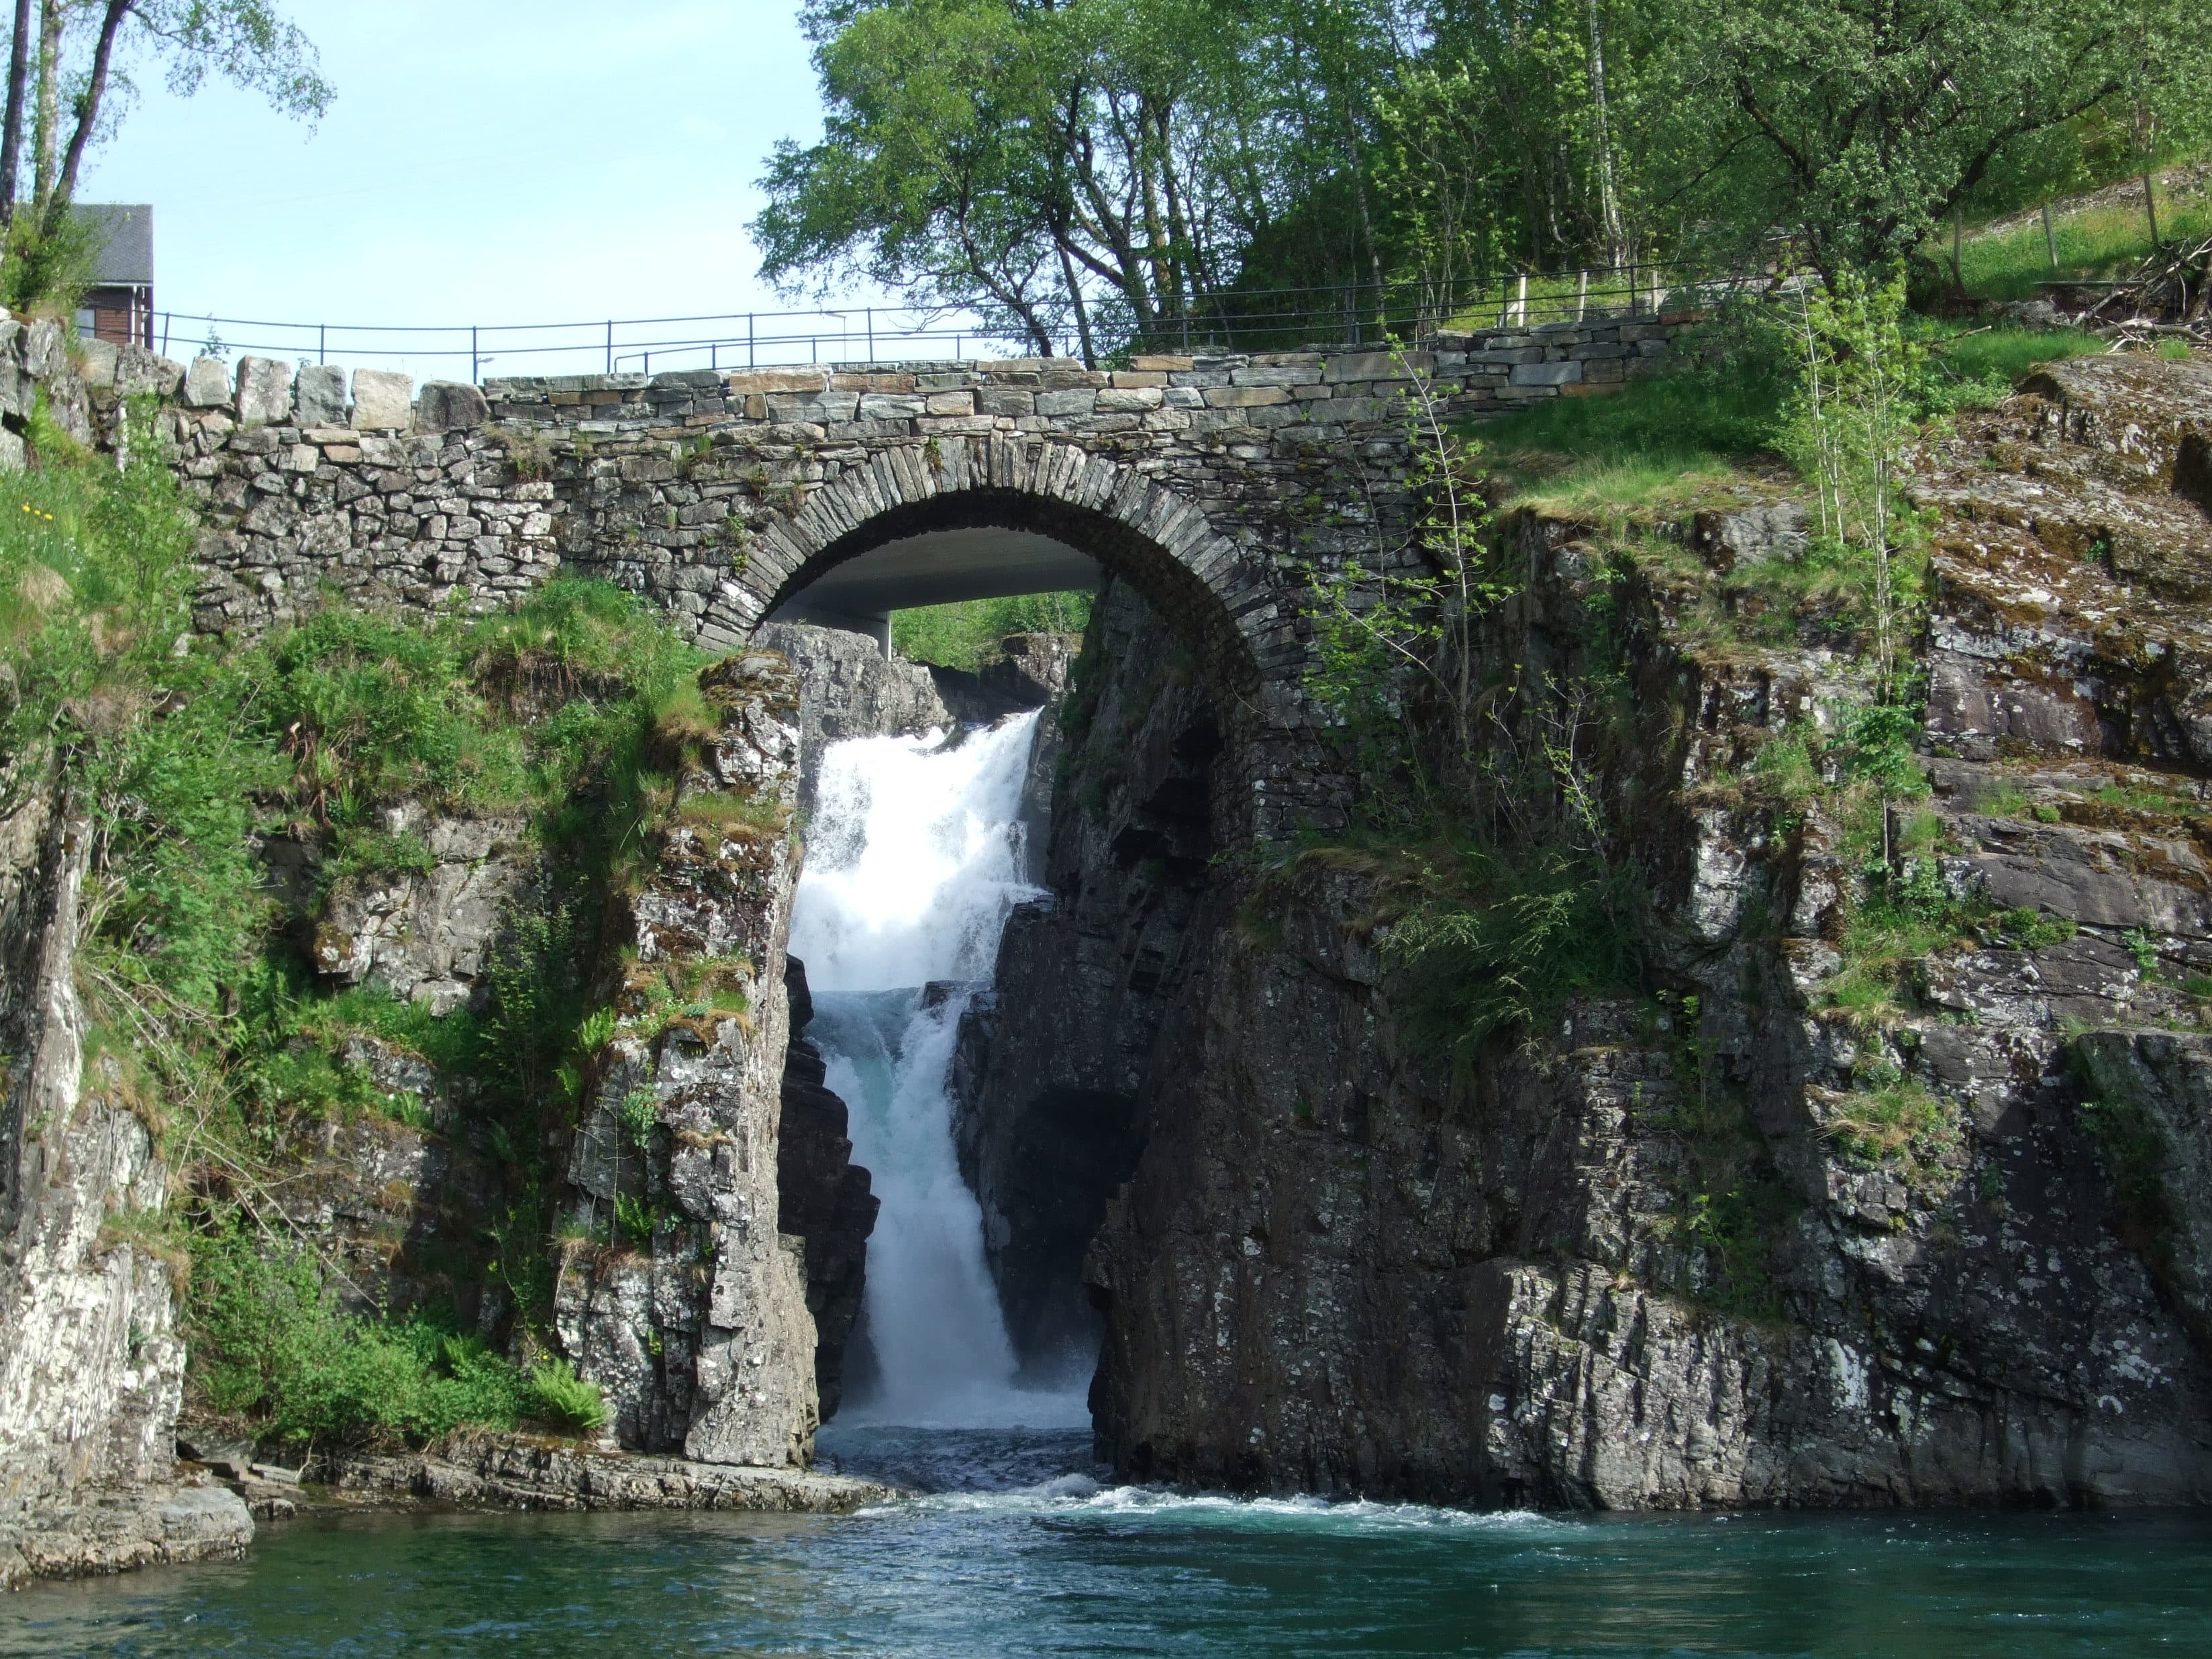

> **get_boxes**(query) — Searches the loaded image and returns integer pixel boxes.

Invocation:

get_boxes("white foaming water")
[793,712,1089,1430]
[792,715,1042,991]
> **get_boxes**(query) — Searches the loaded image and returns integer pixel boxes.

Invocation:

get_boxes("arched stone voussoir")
[738,438,1275,701]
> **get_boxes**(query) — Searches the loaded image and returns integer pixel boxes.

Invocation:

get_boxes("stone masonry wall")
[9,307,1689,840]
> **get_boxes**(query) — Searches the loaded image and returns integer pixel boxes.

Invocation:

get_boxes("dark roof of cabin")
[77,203,152,286]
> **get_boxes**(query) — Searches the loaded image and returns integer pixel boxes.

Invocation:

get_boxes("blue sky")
[78,1,894,381]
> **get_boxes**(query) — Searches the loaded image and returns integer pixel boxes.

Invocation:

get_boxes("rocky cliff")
[555,651,825,1465]
[44,645,883,1538]
[756,623,949,817]
[776,956,877,1419]
[0,785,253,1587]
[968,353,2212,1507]
[953,580,1213,1368]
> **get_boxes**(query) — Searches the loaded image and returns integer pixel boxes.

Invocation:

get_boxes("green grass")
[1476,366,1780,472]
[1467,325,1794,511]
[1919,323,2101,387]
[891,589,1093,671]
[189,1219,607,1452]
[1826,1073,1961,1174]
[1952,195,2212,301]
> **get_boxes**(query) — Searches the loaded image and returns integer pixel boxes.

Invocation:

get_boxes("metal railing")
[156,265,1738,384]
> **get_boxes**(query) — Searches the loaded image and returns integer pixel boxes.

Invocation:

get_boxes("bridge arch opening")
[752,473,1264,717]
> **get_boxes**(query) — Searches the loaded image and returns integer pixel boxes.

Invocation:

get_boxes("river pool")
[3,1425,2207,1658]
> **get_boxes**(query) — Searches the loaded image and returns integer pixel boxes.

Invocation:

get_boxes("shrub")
[1989,907,2076,951]
[524,1358,609,1433]
[187,1219,607,1450]
[1382,846,1645,1063]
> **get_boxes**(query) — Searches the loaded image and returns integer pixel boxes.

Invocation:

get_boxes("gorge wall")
[960,352,2212,1507]
[0,625,897,1581]
[0,781,254,1586]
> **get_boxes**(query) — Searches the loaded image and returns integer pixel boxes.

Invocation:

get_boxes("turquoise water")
[5,1427,2209,1657]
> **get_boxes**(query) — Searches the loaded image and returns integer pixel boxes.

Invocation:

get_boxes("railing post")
[470,324,479,383]
[866,305,874,360]
[749,313,756,368]
[319,323,327,364]
[606,321,613,374]
[1576,269,1588,323]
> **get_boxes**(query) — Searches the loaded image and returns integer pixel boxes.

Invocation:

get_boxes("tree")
[0,1,330,235]
[755,0,1406,358]
[1660,0,2212,275]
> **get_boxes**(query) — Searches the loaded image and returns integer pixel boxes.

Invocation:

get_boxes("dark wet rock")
[952,577,1216,1368]
[962,364,2212,1505]
[776,956,878,1419]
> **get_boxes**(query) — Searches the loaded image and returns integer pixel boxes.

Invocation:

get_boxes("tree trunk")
[51,0,133,221]
[28,0,56,215]
[1584,0,1626,269]
[0,0,32,226]
[1058,241,1096,368]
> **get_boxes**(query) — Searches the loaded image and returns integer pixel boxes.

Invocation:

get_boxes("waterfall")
[791,712,1083,1428]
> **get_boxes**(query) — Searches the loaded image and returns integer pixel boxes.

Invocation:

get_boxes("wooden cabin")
[73,203,154,348]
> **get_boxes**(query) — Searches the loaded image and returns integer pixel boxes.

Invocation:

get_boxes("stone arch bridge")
[46,313,1684,834]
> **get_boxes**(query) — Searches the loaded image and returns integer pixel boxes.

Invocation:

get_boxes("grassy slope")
[1946,167,2212,302]
[891,589,1095,670]
[1472,320,2105,515]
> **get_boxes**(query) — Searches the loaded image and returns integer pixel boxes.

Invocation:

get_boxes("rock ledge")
[325,1431,899,1513]
[1,1481,254,1591]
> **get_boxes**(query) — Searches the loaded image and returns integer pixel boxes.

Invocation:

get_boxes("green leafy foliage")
[617,1087,659,1153]
[187,1219,607,1452]
[1776,274,1927,699]
[1664,0,2210,276]
[1383,846,1646,1063]
[1988,908,2078,952]
[2123,928,2163,976]
[891,590,1093,672]
[762,0,2212,358]
[0,205,101,318]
